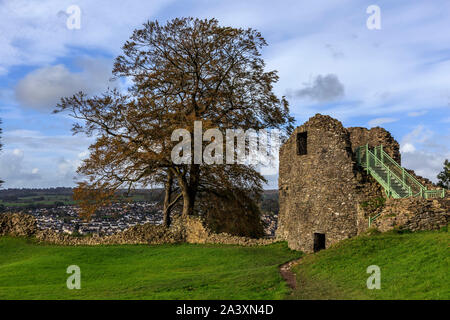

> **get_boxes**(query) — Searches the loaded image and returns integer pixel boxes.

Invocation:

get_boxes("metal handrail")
[356,144,446,200]
[366,149,402,198]
[356,144,446,227]
[371,150,409,193]
[368,212,382,228]
[424,189,446,198]
[373,145,425,194]
[358,145,409,198]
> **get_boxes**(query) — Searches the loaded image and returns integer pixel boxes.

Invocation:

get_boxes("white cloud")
[15,57,115,111]
[78,151,89,159]
[0,129,93,188]
[402,150,447,183]
[57,156,80,179]
[400,125,450,182]
[0,0,174,74]
[4,129,93,152]
[3,0,450,119]
[0,149,42,187]
[263,2,450,120]
[368,117,398,127]
[12,148,23,156]
[408,110,427,117]
[0,151,84,188]
[400,143,416,153]
[401,125,433,145]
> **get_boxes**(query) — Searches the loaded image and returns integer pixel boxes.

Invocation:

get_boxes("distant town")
[0,188,278,237]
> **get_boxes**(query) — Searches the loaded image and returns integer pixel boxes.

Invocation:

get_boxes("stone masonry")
[347,126,401,163]
[369,197,449,232]
[276,114,402,252]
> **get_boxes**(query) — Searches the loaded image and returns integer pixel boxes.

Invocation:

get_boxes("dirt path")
[279,258,302,289]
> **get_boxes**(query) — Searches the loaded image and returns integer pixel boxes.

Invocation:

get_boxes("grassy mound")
[290,227,449,300]
[0,237,301,300]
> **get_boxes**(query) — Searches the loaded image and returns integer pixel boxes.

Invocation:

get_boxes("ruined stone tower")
[276,114,401,252]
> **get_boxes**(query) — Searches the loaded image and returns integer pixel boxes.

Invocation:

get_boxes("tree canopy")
[55,17,293,234]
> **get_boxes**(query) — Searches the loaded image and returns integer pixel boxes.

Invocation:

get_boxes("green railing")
[355,144,446,226]
[356,145,407,198]
[368,213,382,228]
[424,189,446,198]
[373,145,422,197]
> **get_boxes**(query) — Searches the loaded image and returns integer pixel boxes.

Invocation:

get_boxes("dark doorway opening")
[296,132,307,155]
[313,233,325,252]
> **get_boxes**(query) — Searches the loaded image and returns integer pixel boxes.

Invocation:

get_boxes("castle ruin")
[276,114,402,252]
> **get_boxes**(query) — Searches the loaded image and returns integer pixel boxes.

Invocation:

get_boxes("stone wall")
[277,114,386,252]
[277,114,403,253]
[347,126,401,163]
[0,213,37,237]
[184,215,274,246]
[370,197,449,232]
[0,213,274,247]
[35,222,185,246]
[355,187,386,234]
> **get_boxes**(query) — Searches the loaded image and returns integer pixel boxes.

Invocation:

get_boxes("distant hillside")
[0,188,279,215]
[0,188,165,211]
[261,189,279,215]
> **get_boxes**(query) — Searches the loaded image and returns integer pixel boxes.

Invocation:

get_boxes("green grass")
[2,228,447,300]
[0,237,301,300]
[290,228,450,300]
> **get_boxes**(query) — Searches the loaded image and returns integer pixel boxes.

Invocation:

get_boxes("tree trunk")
[163,171,173,227]
[179,164,200,217]
[181,188,195,217]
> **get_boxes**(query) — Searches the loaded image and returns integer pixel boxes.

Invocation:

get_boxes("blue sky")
[0,0,449,188]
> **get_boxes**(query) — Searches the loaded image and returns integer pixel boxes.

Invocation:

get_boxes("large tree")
[55,18,293,230]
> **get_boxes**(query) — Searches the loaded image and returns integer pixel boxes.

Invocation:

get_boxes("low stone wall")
[0,213,274,247]
[184,215,274,246]
[0,213,37,237]
[365,197,449,232]
[35,223,185,246]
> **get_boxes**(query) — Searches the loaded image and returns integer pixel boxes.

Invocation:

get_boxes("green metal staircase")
[355,144,446,199]
[355,144,446,227]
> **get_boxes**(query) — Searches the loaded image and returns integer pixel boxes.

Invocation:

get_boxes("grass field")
[0,237,301,300]
[1,227,448,300]
[290,228,450,300]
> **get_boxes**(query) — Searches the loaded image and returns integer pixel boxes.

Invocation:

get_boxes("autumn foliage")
[55,17,293,235]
